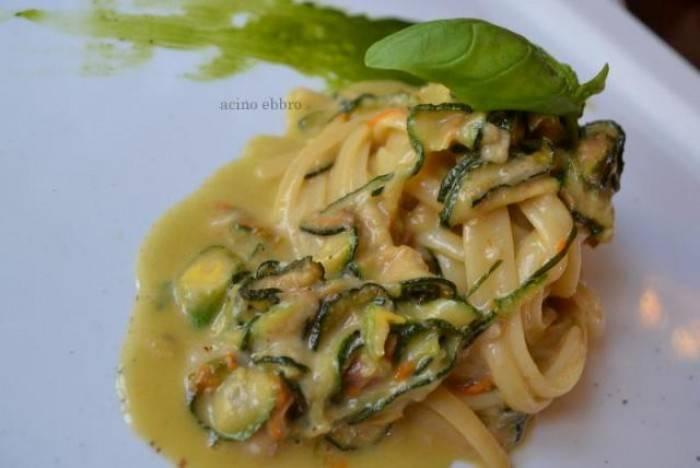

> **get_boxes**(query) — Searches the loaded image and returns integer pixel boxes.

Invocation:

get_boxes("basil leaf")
[365,18,608,116]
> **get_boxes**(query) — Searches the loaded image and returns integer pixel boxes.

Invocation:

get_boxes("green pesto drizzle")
[13,0,418,86]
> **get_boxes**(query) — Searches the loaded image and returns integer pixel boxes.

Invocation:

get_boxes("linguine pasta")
[121,80,623,468]
[268,82,611,466]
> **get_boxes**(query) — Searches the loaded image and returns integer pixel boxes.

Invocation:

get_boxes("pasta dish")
[119,18,625,468]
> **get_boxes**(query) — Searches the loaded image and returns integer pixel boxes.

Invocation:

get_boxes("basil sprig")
[365,18,608,116]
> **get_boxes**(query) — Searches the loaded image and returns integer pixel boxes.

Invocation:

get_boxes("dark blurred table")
[626,0,700,68]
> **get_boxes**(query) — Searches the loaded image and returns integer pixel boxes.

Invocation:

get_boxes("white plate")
[1,0,699,467]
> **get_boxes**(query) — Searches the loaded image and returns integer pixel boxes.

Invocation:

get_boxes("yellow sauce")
[119,138,479,468]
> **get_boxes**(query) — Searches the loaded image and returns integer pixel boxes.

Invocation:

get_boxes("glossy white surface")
[0,0,698,467]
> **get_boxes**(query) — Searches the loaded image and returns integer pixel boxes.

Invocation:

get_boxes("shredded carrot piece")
[393,361,416,381]
[266,385,293,441]
[192,364,220,392]
[453,376,494,396]
[367,108,403,128]
[224,353,237,370]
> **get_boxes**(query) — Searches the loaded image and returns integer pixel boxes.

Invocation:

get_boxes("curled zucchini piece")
[240,256,325,304]
[577,120,625,192]
[337,330,364,375]
[438,151,481,202]
[301,173,394,233]
[362,305,406,360]
[306,283,391,351]
[395,277,457,303]
[190,366,281,441]
[395,326,442,374]
[306,227,359,278]
[398,298,479,331]
[440,143,555,227]
[299,174,392,280]
[338,92,415,116]
[332,330,365,398]
[297,92,415,135]
[244,301,311,355]
[391,322,434,364]
[560,120,625,242]
[460,226,579,347]
[407,103,484,176]
[338,330,462,424]
[174,246,245,327]
[479,121,511,164]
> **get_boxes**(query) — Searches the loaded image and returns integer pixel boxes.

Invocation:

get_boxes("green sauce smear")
[14,0,417,86]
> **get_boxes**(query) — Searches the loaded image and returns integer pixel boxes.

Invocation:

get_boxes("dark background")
[626,0,700,68]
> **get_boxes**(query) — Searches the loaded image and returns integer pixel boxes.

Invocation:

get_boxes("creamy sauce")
[120,139,478,467]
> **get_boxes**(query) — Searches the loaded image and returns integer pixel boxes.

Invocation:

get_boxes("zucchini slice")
[240,256,325,304]
[395,327,442,374]
[300,173,394,235]
[214,280,256,331]
[486,111,527,149]
[338,92,414,116]
[398,298,480,331]
[479,122,511,164]
[337,330,364,376]
[299,173,394,262]
[245,301,310,355]
[337,330,462,424]
[297,92,414,134]
[407,104,484,176]
[465,259,503,300]
[308,328,366,408]
[576,121,625,192]
[437,151,481,202]
[323,173,394,210]
[306,283,391,351]
[493,225,578,314]
[440,144,555,227]
[361,305,406,360]
[395,277,457,303]
[307,227,359,278]
[333,330,365,398]
[174,246,245,327]
[190,366,281,442]
[461,224,579,349]
[560,120,625,242]
[391,322,431,364]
